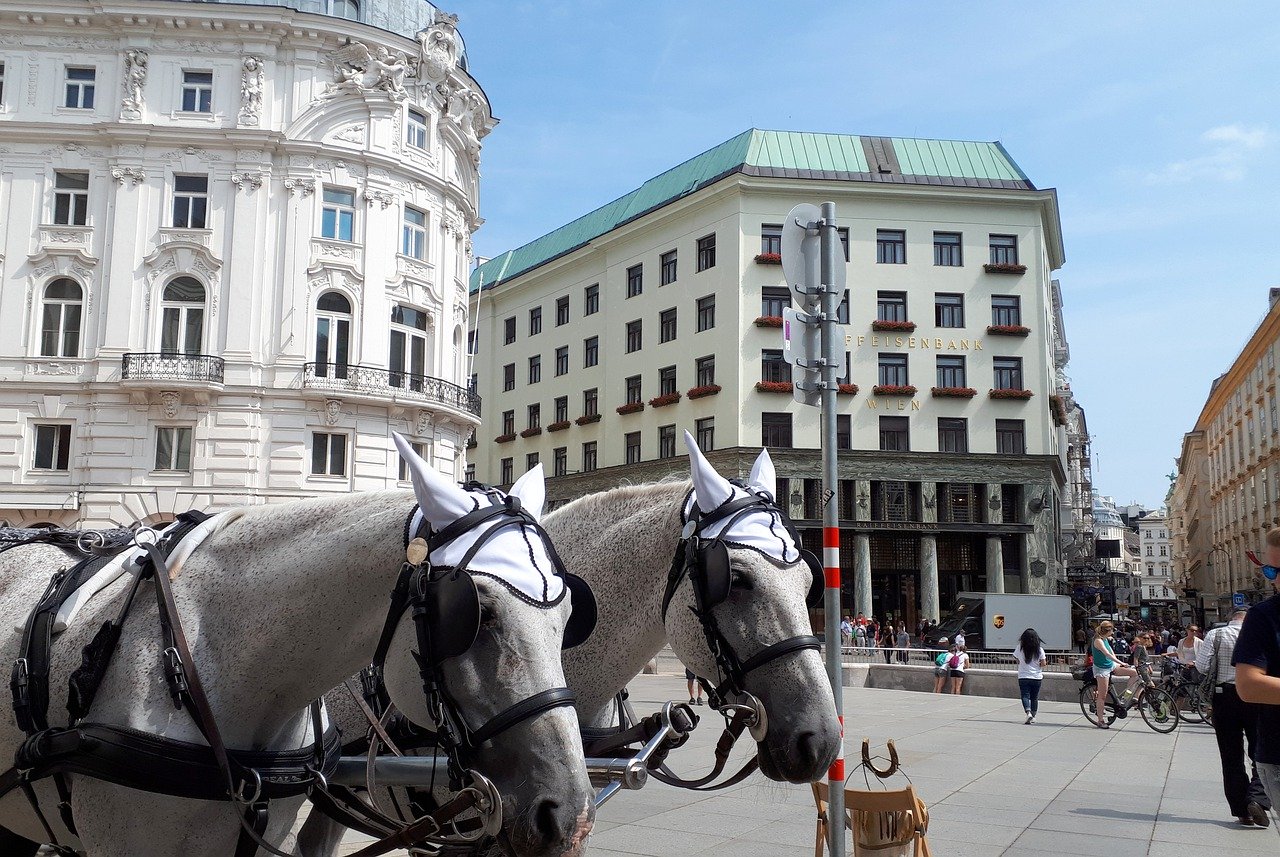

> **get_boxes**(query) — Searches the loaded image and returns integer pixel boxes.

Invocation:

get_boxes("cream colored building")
[469,130,1068,624]
[0,0,492,528]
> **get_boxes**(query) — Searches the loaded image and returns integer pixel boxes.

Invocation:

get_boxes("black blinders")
[801,549,824,607]
[417,568,482,663]
[562,572,597,649]
[690,540,824,612]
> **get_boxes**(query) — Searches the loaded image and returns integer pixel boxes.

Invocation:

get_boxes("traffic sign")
[781,203,844,312]
[781,307,820,407]
[1232,591,1247,608]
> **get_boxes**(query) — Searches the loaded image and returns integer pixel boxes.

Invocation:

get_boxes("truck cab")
[931,595,985,650]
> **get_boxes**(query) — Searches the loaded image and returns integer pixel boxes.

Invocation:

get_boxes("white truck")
[929,592,1072,652]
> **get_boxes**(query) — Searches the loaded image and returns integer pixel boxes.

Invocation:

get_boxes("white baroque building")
[0,0,493,528]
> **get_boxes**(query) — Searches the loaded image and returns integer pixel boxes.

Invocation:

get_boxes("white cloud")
[1144,124,1273,184]
[1203,124,1271,149]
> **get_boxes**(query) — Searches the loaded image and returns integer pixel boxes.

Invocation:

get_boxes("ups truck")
[930,592,1072,651]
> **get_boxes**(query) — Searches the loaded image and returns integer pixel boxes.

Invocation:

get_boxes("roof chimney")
[1270,286,1280,308]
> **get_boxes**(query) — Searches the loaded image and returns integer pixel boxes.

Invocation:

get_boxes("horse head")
[383,435,595,857]
[665,431,840,784]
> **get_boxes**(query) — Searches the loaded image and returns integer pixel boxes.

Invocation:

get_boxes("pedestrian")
[684,667,704,706]
[954,628,967,650]
[1177,625,1202,681]
[1235,526,1280,813]
[1015,628,1047,724]
[1075,626,1087,654]
[948,644,969,694]
[840,615,853,651]
[881,624,895,664]
[896,623,910,664]
[1090,620,1137,728]
[854,622,867,654]
[933,646,953,693]
[1198,606,1271,826]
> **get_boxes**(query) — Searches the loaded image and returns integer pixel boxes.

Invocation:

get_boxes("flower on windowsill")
[871,320,917,332]
[1049,394,1068,426]
[983,263,1027,275]
[687,384,722,399]
[989,388,1034,400]
[986,324,1031,337]
[519,426,542,438]
[547,420,571,432]
[837,383,859,395]
[649,392,682,408]
[494,433,516,444]
[754,252,782,265]
[931,386,977,398]
[616,401,645,415]
[754,315,784,328]
[755,380,794,393]
[872,384,917,396]
[575,413,601,426]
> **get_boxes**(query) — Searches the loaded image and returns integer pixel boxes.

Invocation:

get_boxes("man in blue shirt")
[1235,527,1280,814]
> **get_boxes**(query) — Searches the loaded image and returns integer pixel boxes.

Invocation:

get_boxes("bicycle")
[1156,660,1211,724]
[1076,665,1179,733]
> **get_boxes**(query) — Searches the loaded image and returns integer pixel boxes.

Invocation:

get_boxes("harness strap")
[468,687,576,747]
[648,709,760,791]
[738,635,822,677]
[341,786,483,857]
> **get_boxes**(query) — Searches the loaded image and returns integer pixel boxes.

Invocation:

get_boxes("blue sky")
[455,1,1280,506]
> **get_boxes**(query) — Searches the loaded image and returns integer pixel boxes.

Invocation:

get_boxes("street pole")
[819,202,845,857]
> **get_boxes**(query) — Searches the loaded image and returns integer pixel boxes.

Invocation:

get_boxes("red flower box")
[754,315,783,328]
[616,402,645,415]
[989,388,1034,400]
[872,385,917,396]
[1049,395,1068,426]
[871,320,917,333]
[755,380,794,393]
[494,433,516,444]
[984,263,1027,275]
[687,384,722,399]
[838,383,859,395]
[754,252,782,265]
[931,387,977,398]
[547,420,571,433]
[575,413,601,426]
[519,426,543,438]
[649,392,682,408]
[987,324,1031,337]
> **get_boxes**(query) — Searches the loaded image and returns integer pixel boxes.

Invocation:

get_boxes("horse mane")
[548,475,690,522]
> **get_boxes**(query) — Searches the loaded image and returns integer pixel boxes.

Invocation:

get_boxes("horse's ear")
[684,429,733,510]
[392,432,472,527]
[509,463,546,521]
[747,448,776,498]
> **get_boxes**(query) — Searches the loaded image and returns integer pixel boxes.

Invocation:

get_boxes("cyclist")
[1091,620,1137,728]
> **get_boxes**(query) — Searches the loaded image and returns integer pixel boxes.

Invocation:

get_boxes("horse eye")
[730,571,753,590]
[479,604,499,628]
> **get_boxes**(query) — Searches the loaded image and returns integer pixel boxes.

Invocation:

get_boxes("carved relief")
[120,49,148,120]
[416,410,434,437]
[363,188,395,209]
[284,178,316,197]
[231,172,264,192]
[333,123,366,144]
[26,362,83,377]
[444,86,489,167]
[159,146,222,163]
[111,167,146,186]
[160,391,180,419]
[415,12,460,84]
[238,56,264,125]
[321,42,411,102]
[324,400,342,426]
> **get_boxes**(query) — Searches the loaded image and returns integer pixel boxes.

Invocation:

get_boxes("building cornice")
[1193,297,1280,431]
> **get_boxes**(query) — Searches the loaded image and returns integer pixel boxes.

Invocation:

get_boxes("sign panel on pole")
[782,203,844,311]
[1233,591,1247,608]
[781,307,820,408]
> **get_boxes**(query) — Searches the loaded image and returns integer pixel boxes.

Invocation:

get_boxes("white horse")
[0,439,594,857]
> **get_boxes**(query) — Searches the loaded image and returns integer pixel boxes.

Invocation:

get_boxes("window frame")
[876,229,906,264]
[313,290,353,379]
[660,250,677,286]
[159,276,207,356]
[625,431,642,464]
[696,295,715,332]
[554,345,569,376]
[936,355,966,389]
[171,174,210,230]
[626,264,643,299]
[583,388,598,417]
[553,395,568,423]
[527,354,541,385]
[695,416,715,452]
[625,319,642,353]
[528,306,542,336]
[659,365,677,396]
[584,283,600,316]
[992,295,1022,327]
[502,363,515,392]
[396,440,428,482]
[696,234,716,271]
[310,431,348,477]
[52,171,90,226]
[878,353,909,387]
[937,417,968,453]
[406,107,429,150]
[659,307,677,343]
[401,205,427,259]
[761,412,793,448]
[625,375,642,405]
[582,441,598,473]
[993,356,1024,391]
[39,278,84,358]
[761,349,791,383]
[996,419,1026,455]
[762,286,791,318]
[879,416,910,452]
[658,424,677,459]
[320,187,357,242]
[503,316,516,345]
[583,335,599,367]
[555,295,570,326]
[989,234,1019,265]
[876,291,907,323]
[760,224,782,256]
[933,231,962,266]
[695,355,716,387]
[180,70,214,114]
[553,446,567,477]
[934,293,964,328]
[63,66,96,110]
[31,423,73,472]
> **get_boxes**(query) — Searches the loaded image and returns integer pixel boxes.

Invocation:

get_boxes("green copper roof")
[472,129,1037,291]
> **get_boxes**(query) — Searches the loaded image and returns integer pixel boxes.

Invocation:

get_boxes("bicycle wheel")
[1139,687,1179,733]
[1079,683,1116,726]
[1173,684,1205,723]
[1194,686,1214,725]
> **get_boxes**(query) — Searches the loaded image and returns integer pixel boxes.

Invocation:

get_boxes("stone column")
[987,535,1005,593]
[920,534,940,622]
[854,533,872,619]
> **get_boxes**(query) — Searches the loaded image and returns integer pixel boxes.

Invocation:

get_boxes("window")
[171,175,209,229]
[876,291,907,323]
[625,431,641,464]
[53,171,89,226]
[761,287,791,318]
[311,432,347,476]
[938,418,968,453]
[626,264,643,298]
[696,234,716,271]
[658,425,677,459]
[528,354,541,384]
[180,71,213,113]
[936,355,966,389]
[582,442,597,472]
[992,295,1021,327]
[696,296,715,332]
[935,293,964,328]
[761,412,793,448]
[696,416,715,452]
[0,62,6,106]
[331,0,360,20]
[989,234,1018,265]
[32,424,72,471]
[500,457,513,484]
[527,403,540,430]
[584,283,599,315]
[525,452,539,471]
[389,305,429,391]
[154,427,193,472]
[502,363,515,391]
[762,349,791,383]
[64,66,95,109]
[555,296,570,326]
[583,335,599,367]
[402,207,427,259]
[696,355,716,387]
[625,375,642,404]
[836,414,851,450]
[660,250,677,285]
[313,291,351,379]
[160,277,205,355]
[625,319,642,353]
[933,232,962,266]
[761,224,782,255]
[993,356,1023,390]
[406,108,428,149]
[554,395,568,423]
[878,353,908,387]
[464,463,476,482]
[397,440,428,481]
[996,419,1026,454]
[321,188,355,241]
[876,229,906,264]
[553,447,567,477]
[40,278,83,358]
[659,365,677,396]
[555,345,568,376]
[659,308,677,343]
[879,417,909,452]
[501,410,515,435]
[583,388,598,417]
[528,306,542,336]
[837,289,850,324]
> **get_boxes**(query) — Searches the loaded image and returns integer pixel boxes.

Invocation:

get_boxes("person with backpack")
[934,645,955,693]
[948,644,969,694]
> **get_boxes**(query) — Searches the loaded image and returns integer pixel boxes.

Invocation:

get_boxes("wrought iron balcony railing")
[302,362,481,417]
[121,352,225,384]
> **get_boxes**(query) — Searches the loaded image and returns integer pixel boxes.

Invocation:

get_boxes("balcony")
[302,363,480,417]
[121,352,225,385]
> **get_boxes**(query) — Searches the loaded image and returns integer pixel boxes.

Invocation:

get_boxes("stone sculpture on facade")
[446,86,488,166]
[415,11,460,84]
[239,56,264,125]
[323,41,411,102]
[120,49,148,120]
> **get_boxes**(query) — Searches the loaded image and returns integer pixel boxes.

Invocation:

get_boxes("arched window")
[314,291,352,379]
[389,304,429,393]
[40,278,83,357]
[160,277,206,356]
[331,0,359,20]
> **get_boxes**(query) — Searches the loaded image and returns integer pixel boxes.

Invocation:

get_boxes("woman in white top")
[948,645,970,694]
[1176,626,1202,680]
[1014,628,1048,723]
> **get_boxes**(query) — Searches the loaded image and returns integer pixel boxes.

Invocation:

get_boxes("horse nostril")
[533,797,564,848]
[795,730,820,768]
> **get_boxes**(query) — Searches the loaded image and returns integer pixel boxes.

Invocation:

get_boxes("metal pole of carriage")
[781,202,846,857]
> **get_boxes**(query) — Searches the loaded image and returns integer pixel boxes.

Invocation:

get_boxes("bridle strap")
[468,687,577,747]
[737,634,822,677]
